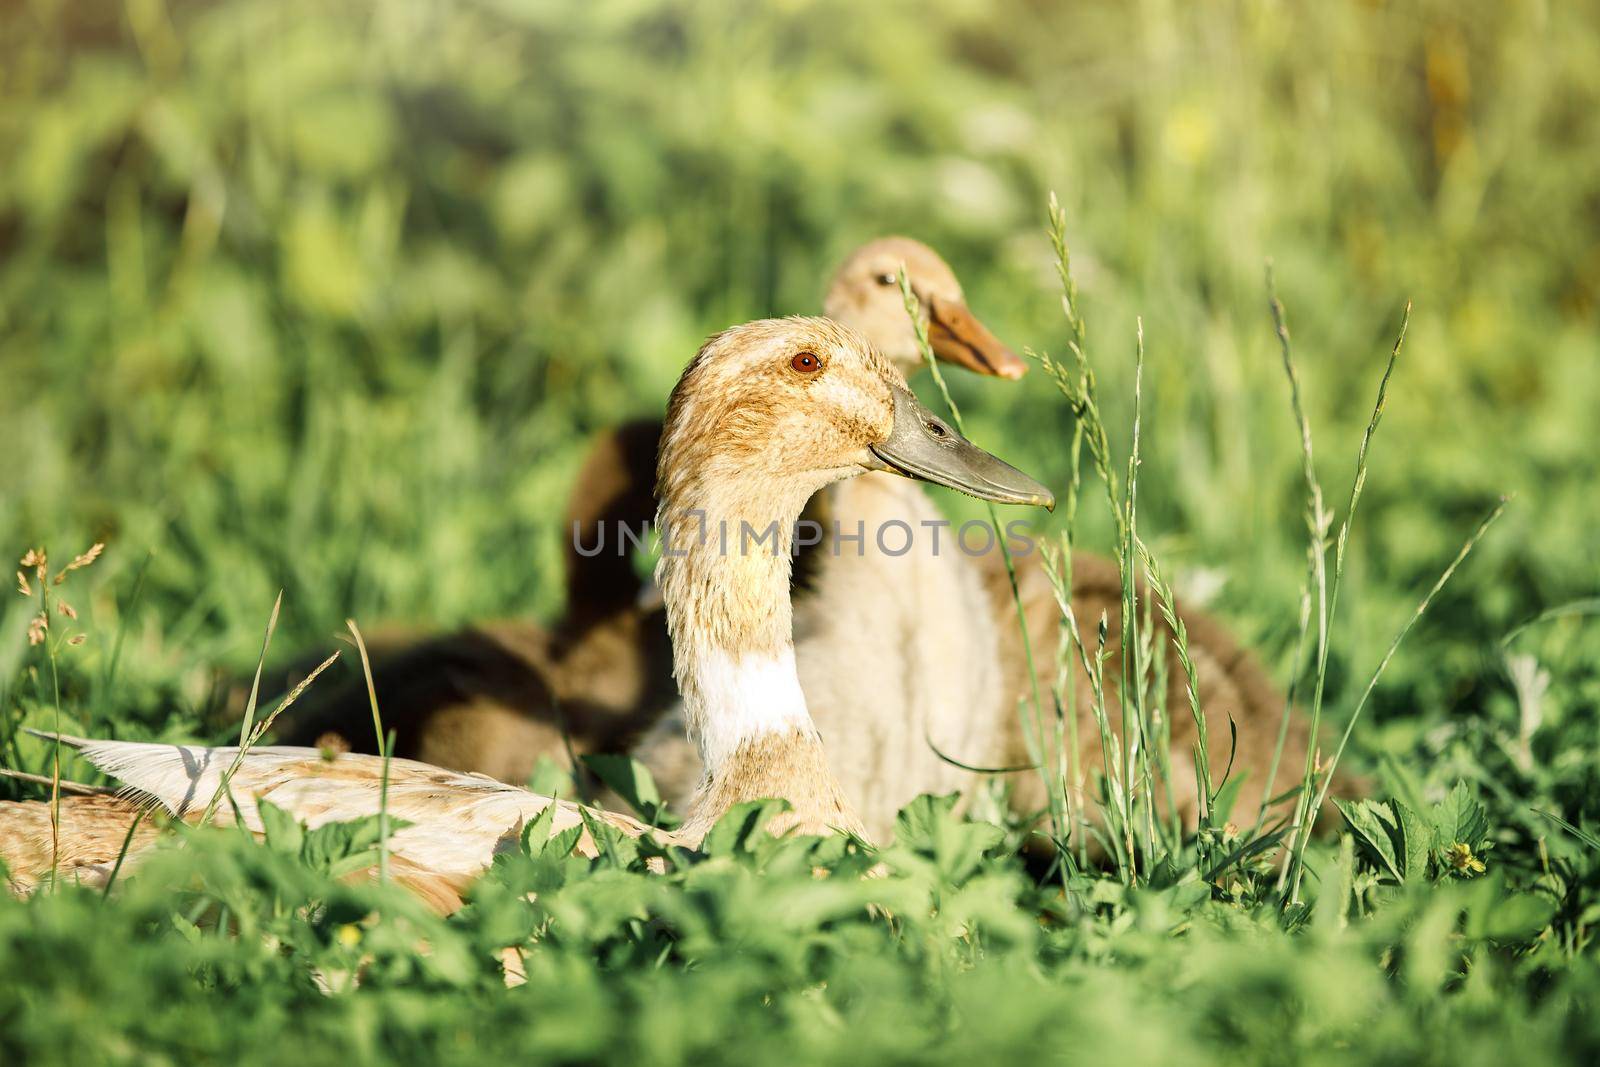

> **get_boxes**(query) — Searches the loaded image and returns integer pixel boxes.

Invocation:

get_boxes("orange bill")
[927,295,1027,380]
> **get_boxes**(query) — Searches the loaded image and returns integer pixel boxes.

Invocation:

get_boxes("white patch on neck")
[689,646,813,772]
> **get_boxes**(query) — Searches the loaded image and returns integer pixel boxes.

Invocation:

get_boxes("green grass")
[4,1,1600,1063]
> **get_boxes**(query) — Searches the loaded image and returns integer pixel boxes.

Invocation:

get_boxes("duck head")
[657,316,1051,530]
[822,236,1027,380]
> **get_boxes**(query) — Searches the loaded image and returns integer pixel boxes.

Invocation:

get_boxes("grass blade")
[346,619,391,884]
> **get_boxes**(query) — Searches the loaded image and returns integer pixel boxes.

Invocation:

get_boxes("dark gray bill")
[868,385,1055,509]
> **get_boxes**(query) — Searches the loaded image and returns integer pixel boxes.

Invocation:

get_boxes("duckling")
[268,237,1025,783]
[1,317,1051,903]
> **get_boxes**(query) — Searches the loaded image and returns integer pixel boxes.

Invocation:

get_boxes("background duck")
[2,317,1050,902]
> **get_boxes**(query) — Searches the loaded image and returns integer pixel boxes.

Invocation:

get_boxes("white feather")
[688,647,812,771]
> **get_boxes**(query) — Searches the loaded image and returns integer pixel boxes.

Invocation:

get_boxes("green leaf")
[524,755,573,799]
[519,801,559,854]
[891,794,1004,885]
[544,823,585,860]
[700,799,789,856]
[256,798,303,855]
[1478,893,1558,943]
[1432,781,1489,851]
[1336,798,1403,881]
[1392,800,1432,883]
[578,807,640,870]
[303,814,411,877]
[580,753,678,828]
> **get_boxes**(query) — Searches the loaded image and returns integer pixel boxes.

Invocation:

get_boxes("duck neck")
[656,482,862,841]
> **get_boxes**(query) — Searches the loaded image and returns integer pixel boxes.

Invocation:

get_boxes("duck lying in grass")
[268,235,1329,842]
[0,316,1051,902]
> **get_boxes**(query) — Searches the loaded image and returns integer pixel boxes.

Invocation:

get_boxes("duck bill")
[868,386,1054,509]
[927,295,1027,380]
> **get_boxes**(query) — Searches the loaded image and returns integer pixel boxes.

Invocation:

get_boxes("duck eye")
[791,351,822,374]
[925,419,948,439]
[876,273,898,287]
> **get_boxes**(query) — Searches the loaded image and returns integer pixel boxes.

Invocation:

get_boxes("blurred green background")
[1,0,1597,792]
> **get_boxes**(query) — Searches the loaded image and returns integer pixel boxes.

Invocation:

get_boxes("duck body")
[4,740,652,908]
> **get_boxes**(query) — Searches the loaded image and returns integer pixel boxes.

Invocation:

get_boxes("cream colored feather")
[52,733,652,873]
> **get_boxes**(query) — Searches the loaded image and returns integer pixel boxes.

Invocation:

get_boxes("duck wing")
[34,733,664,881]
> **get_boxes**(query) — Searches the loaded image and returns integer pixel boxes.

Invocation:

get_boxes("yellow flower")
[337,924,363,948]
[1444,841,1486,875]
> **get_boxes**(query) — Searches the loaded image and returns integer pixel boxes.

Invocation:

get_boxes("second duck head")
[823,236,1026,380]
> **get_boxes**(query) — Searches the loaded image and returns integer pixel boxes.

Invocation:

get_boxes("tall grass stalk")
[347,619,392,884]
[1122,322,1152,861]
[199,592,283,828]
[1057,415,1088,862]
[198,614,339,831]
[1264,271,1333,897]
[1039,539,1087,865]
[45,594,64,889]
[1034,196,1203,881]
[1254,574,1314,835]
[1285,499,1505,899]
[1137,541,1214,832]
[1041,555,1130,873]
[17,545,106,887]
[1267,273,1410,901]
[100,807,148,900]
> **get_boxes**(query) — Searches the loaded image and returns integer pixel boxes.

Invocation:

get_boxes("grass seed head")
[55,541,105,584]
[27,613,47,646]
[16,570,29,597]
